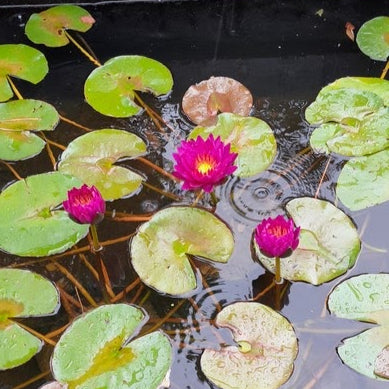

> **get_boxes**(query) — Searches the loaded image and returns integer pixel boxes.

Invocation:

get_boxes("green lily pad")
[200,302,298,389]
[356,16,389,61]
[188,112,276,177]
[25,5,95,47]
[84,55,173,117]
[0,172,89,257]
[0,268,59,370]
[51,304,172,389]
[57,129,147,201]
[375,346,389,379]
[336,149,389,211]
[328,274,389,381]
[130,206,234,296]
[0,44,48,102]
[254,197,360,285]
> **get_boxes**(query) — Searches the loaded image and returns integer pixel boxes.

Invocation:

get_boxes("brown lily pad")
[182,76,253,126]
[375,345,389,379]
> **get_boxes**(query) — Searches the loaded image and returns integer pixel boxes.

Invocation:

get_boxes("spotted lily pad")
[84,56,173,117]
[188,112,276,177]
[58,129,147,201]
[25,5,95,47]
[0,44,48,102]
[130,206,234,296]
[254,197,360,285]
[0,268,59,370]
[356,16,389,61]
[336,149,389,210]
[328,274,389,380]
[375,346,389,379]
[0,172,89,256]
[200,302,298,389]
[51,304,172,388]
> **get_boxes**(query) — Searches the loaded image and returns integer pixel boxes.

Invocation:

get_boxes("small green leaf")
[84,55,173,117]
[200,302,298,389]
[188,113,276,177]
[58,129,147,201]
[356,16,389,61]
[0,44,48,102]
[130,206,234,295]
[25,5,95,47]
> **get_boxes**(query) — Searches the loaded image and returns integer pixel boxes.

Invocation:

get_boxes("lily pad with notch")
[0,268,60,370]
[200,301,298,389]
[57,129,147,201]
[130,206,234,296]
[84,55,173,117]
[0,172,89,257]
[0,44,48,102]
[188,112,276,177]
[254,197,360,285]
[25,5,95,47]
[51,304,172,389]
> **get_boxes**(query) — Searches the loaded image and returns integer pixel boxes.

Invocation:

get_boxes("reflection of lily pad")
[189,113,276,177]
[84,56,173,117]
[0,172,89,256]
[130,206,234,296]
[58,129,147,201]
[0,44,48,102]
[328,274,389,381]
[51,304,172,388]
[0,268,59,370]
[200,302,298,389]
[336,149,389,211]
[25,5,95,47]
[254,197,360,285]
[356,16,389,61]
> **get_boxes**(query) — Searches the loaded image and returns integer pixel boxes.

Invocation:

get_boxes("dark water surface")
[0,0,388,388]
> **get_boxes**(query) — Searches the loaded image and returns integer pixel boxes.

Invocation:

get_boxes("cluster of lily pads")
[0,4,388,389]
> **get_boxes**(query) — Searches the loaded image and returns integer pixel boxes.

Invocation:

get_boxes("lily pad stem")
[59,114,92,132]
[142,181,182,201]
[6,75,23,99]
[137,156,179,182]
[0,160,22,180]
[12,369,51,389]
[381,60,389,79]
[10,320,56,347]
[314,155,332,199]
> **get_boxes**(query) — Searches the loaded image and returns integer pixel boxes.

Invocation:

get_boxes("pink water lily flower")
[255,215,300,258]
[63,184,105,225]
[172,134,238,193]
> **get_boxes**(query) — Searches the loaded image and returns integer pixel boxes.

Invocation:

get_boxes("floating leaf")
[51,304,172,389]
[130,206,234,295]
[0,268,59,370]
[25,5,95,47]
[58,129,147,201]
[200,302,298,389]
[375,346,389,379]
[84,56,173,117]
[254,197,360,285]
[356,16,389,61]
[39,383,67,389]
[188,112,276,177]
[0,172,89,257]
[336,149,389,210]
[0,44,48,102]
[182,76,253,126]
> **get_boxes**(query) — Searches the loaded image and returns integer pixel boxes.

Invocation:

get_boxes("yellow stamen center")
[196,155,216,174]
[269,225,287,238]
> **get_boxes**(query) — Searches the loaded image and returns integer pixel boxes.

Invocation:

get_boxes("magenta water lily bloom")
[172,134,238,192]
[63,184,105,224]
[255,215,300,258]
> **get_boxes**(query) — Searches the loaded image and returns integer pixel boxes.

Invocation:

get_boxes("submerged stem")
[381,60,389,79]
[6,75,23,99]
[0,160,23,180]
[137,156,179,182]
[59,114,93,132]
[314,155,331,199]
[11,320,56,347]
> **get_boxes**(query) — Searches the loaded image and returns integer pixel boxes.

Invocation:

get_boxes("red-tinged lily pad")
[375,346,389,379]
[84,55,173,117]
[254,197,360,285]
[0,268,60,370]
[130,206,234,296]
[0,172,89,257]
[182,76,253,126]
[57,129,147,201]
[356,16,389,61]
[336,149,389,211]
[200,302,298,389]
[51,304,172,389]
[0,99,59,161]
[188,112,276,177]
[25,5,95,47]
[0,44,48,102]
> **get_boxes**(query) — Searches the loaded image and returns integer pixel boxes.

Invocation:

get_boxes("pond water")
[0,0,388,388]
